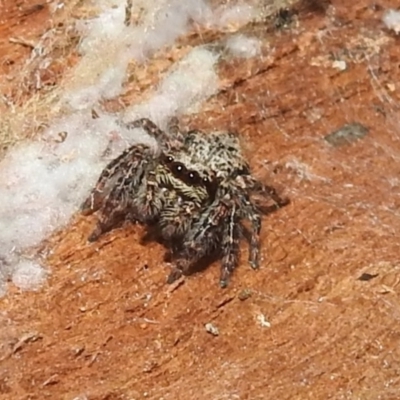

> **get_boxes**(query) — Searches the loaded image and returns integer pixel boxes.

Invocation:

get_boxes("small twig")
[11,332,42,354]
[87,351,101,367]
[125,0,133,26]
[1,332,43,361]
[215,295,235,309]
[0,94,16,110]
[9,37,35,49]
[42,374,59,387]
[21,4,45,18]
[166,276,185,294]
[143,318,160,324]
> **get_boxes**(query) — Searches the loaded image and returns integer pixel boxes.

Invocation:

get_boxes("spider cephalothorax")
[81,118,289,287]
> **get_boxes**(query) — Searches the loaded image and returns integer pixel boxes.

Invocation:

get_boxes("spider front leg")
[81,144,150,216]
[166,117,186,143]
[81,147,134,215]
[125,118,169,142]
[87,176,130,242]
[132,173,164,223]
[125,117,185,151]
[244,175,289,210]
[83,146,152,241]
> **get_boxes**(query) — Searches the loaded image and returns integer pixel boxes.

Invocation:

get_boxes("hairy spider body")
[81,118,288,287]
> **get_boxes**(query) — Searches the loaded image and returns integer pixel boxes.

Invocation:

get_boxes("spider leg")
[85,147,153,241]
[259,182,289,208]
[81,144,150,215]
[219,206,241,288]
[237,193,262,270]
[87,177,130,242]
[125,118,169,141]
[166,116,186,143]
[236,177,288,268]
[248,209,262,270]
[244,176,289,209]
[166,116,180,134]
[126,117,186,151]
[81,147,135,215]
[133,172,163,223]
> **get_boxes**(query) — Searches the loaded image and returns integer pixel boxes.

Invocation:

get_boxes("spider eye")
[187,170,200,184]
[162,154,174,164]
[172,162,186,174]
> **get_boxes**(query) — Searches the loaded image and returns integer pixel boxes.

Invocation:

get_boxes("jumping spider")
[81,118,289,287]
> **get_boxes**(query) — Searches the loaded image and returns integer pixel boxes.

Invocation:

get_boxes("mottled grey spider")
[81,118,289,287]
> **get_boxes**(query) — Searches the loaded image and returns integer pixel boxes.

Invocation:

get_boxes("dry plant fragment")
[205,323,219,336]
[1,331,43,361]
[382,9,400,34]
[324,122,369,147]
